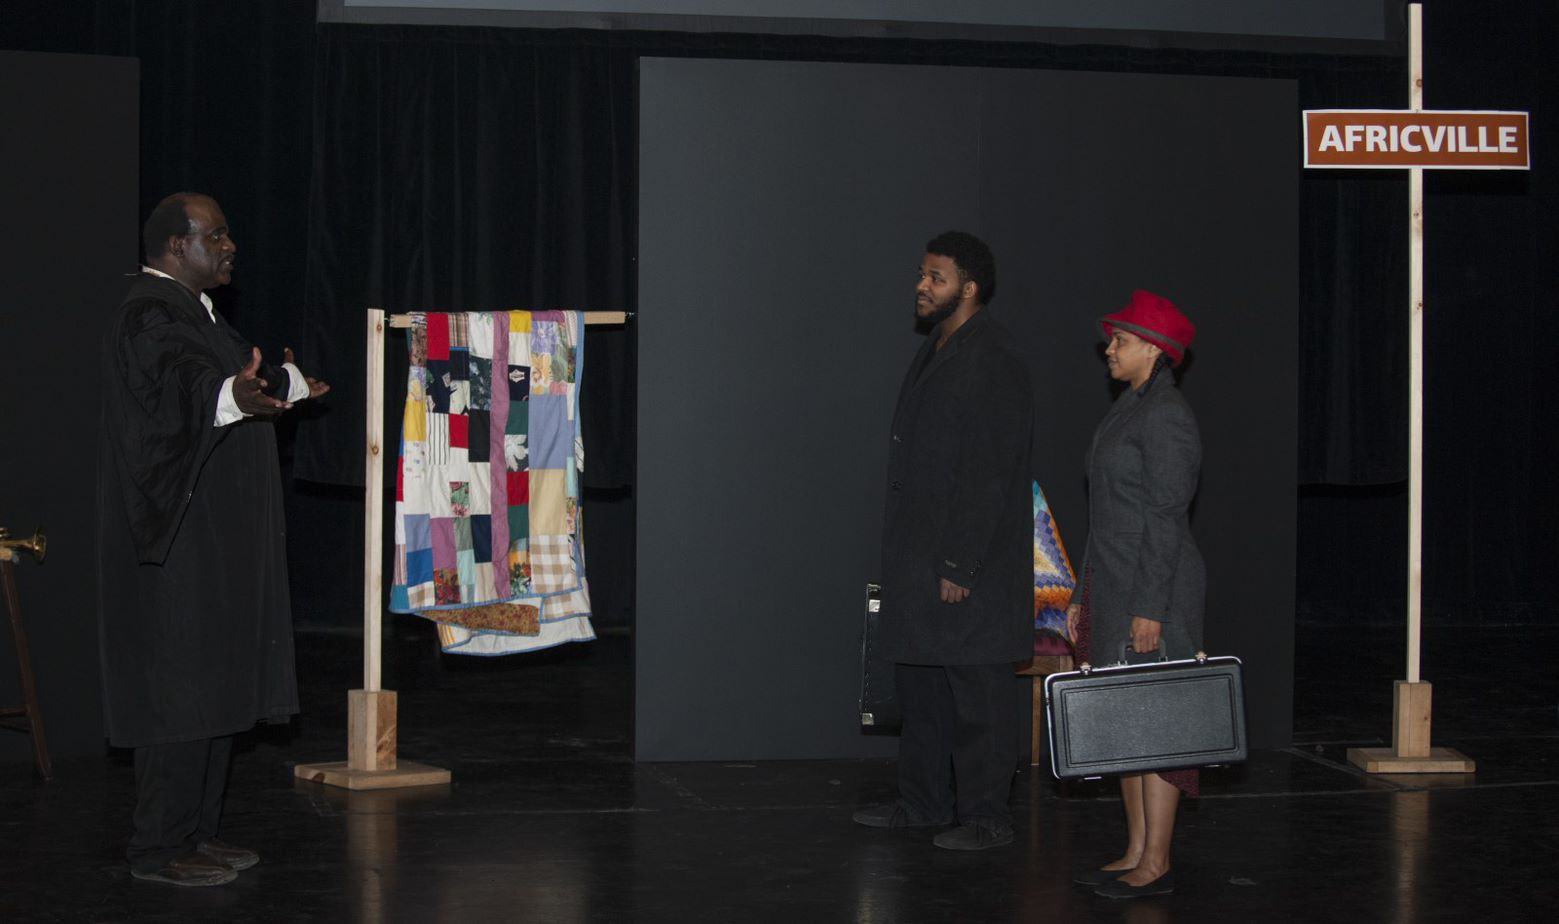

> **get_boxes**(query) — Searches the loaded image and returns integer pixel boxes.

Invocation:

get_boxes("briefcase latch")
[1077,661,1092,675]
[1195,651,1208,663]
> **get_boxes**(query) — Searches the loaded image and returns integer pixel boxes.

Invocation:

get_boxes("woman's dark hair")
[1138,353,1173,394]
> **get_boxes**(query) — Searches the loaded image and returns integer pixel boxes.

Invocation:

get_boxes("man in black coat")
[854,231,1034,850]
[97,193,328,886]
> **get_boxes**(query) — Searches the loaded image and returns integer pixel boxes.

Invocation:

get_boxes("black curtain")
[0,1,317,351]
[297,25,636,489]
[1294,1,1559,624]
[1297,60,1408,486]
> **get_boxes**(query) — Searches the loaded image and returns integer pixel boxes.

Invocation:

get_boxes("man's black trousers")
[128,735,233,872]
[894,662,1019,828]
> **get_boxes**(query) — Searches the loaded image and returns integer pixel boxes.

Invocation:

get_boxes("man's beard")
[914,289,960,331]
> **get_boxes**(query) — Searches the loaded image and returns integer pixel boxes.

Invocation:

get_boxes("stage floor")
[2,623,1556,922]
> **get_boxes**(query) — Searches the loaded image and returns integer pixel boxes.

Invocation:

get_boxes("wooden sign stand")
[295,308,626,790]
[1303,6,1527,771]
[1342,4,1475,775]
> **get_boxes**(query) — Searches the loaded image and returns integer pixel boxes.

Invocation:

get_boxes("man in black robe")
[97,193,328,886]
[853,231,1034,850]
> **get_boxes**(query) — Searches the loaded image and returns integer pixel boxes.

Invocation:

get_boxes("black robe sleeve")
[216,311,292,400]
[100,277,247,563]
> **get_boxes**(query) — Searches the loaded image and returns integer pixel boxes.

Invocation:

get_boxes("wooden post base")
[293,759,452,790]
[1347,680,1475,774]
[1390,679,1433,757]
[293,688,452,790]
[348,689,398,771]
[1346,746,1476,774]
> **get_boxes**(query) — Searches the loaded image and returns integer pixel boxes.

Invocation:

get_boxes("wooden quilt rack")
[294,308,627,790]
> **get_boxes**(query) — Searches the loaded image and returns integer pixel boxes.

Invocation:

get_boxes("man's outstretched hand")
[284,347,331,399]
[233,348,290,416]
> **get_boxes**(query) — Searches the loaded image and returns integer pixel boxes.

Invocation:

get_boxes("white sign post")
[1302,4,1530,774]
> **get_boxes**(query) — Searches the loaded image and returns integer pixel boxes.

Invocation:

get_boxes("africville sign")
[1303,109,1530,170]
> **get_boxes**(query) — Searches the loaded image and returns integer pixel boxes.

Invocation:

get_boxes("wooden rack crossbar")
[294,307,627,790]
[388,310,628,329]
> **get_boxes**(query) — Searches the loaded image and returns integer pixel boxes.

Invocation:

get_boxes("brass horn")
[0,527,46,564]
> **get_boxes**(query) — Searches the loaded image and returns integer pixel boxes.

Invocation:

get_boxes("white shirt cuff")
[282,363,310,402]
[215,376,245,427]
[215,364,309,426]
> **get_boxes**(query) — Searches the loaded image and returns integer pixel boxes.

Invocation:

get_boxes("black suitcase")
[1044,651,1247,779]
[858,582,900,729]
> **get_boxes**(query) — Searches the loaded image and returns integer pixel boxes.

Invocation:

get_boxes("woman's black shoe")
[1072,866,1134,886]
[1094,870,1174,899]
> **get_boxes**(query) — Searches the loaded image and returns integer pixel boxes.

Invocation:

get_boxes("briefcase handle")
[1079,645,1212,674]
[1119,641,1168,666]
[1075,643,1160,675]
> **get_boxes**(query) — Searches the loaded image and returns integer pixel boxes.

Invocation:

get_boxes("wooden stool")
[1,535,51,780]
[1016,653,1074,766]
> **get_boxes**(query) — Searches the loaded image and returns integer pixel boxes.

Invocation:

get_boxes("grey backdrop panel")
[638,58,1296,761]
[0,51,139,759]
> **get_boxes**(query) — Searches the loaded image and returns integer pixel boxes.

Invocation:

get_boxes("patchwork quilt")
[390,310,594,655]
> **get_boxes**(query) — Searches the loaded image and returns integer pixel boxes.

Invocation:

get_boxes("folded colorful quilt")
[1033,481,1076,641]
[390,310,595,655]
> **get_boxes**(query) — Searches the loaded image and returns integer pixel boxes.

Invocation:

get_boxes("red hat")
[1099,290,1196,367]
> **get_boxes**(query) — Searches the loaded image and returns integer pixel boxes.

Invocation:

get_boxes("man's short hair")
[925,231,997,305]
[142,193,200,261]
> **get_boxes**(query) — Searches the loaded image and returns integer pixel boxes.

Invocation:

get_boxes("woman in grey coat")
[1066,290,1204,899]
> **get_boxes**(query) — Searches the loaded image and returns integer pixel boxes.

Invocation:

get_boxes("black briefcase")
[858,582,900,729]
[1044,651,1247,779]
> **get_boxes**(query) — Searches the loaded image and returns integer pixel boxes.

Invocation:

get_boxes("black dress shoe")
[1094,869,1175,899]
[196,838,260,871]
[1073,865,1134,886]
[932,822,1014,851]
[131,853,238,887]
[852,802,953,829]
